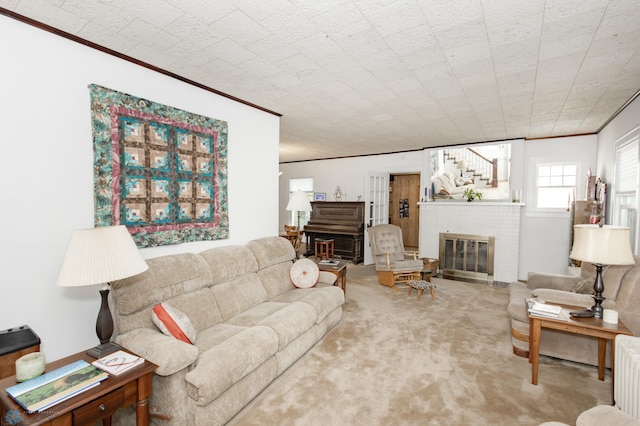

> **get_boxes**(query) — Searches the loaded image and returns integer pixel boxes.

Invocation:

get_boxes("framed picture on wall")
[314,192,326,201]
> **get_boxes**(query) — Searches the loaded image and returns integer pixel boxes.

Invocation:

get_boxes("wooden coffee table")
[528,303,631,400]
[316,259,348,295]
[0,347,157,425]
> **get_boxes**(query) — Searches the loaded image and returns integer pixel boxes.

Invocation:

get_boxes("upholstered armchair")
[367,224,423,290]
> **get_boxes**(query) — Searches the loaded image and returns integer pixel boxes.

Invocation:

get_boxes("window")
[288,178,313,227]
[535,163,577,210]
[612,132,639,254]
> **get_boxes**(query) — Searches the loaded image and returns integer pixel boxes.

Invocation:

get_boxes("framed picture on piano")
[314,192,326,201]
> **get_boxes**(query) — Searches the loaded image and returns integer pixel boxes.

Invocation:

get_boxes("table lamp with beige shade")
[57,225,148,358]
[569,224,634,319]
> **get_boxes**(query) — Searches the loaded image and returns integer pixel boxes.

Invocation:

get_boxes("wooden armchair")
[367,224,423,290]
[283,225,303,253]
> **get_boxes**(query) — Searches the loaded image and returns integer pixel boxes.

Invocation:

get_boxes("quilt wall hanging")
[90,84,228,247]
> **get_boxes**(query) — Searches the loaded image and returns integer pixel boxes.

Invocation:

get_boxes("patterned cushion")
[152,302,197,344]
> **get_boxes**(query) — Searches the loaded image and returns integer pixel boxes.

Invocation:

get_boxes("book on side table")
[92,350,145,376]
[6,360,108,413]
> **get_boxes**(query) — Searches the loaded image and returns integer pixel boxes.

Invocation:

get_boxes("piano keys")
[304,201,365,263]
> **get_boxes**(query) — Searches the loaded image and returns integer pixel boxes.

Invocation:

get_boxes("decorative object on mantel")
[569,224,634,319]
[89,84,228,247]
[334,186,344,201]
[57,225,149,358]
[463,188,483,202]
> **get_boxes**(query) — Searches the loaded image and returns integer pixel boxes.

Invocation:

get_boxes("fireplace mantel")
[419,202,523,284]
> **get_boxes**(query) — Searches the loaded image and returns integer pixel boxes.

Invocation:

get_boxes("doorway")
[389,173,420,250]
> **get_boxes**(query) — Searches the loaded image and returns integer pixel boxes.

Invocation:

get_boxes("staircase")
[444,148,498,188]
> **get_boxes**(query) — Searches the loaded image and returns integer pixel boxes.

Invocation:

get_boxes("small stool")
[315,238,334,260]
[407,280,436,301]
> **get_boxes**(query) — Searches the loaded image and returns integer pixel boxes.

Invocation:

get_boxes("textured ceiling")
[3,0,640,162]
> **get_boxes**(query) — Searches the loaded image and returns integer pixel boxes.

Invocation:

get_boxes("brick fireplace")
[439,232,495,284]
[419,202,523,284]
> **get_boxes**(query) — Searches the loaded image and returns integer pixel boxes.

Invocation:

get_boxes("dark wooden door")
[389,174,420,250]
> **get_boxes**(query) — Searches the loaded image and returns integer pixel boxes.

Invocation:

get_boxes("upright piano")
[304,201,365,263]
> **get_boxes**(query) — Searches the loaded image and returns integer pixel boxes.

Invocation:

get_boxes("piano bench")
[315,238,335,260]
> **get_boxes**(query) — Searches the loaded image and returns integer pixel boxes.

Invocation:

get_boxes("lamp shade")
[457,160,467,170]
[286,191,312,212]
[570,225,634,265]
[57,225,149,287]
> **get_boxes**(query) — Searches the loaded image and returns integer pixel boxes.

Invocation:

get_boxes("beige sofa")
[508,257,640,366]
[432,172,474,197]
[110,236,345,425]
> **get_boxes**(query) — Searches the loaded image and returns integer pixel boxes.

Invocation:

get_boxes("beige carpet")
[228,264,611,426]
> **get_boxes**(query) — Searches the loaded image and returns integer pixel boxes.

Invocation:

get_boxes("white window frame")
[527,157,580,215]
[612,127,640,255]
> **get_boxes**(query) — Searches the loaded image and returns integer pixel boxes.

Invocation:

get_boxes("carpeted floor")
[228,264,611,426]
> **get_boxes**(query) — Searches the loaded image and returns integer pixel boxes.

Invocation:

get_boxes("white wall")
[518,135,597,277]
[0,16,280,361]
[596,95,640,220]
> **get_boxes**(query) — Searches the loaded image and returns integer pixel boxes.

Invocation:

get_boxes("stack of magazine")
[6,360,108,413]
[527,298,568,320]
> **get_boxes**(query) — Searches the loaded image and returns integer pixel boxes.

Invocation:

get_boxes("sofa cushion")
[199,245,259,286]
[211,273,268,321]
[259,302,318,350]
[246,236,296,269]
[152,302,197,344]
[225,302,288,327]
[111,253,212,316]
[299,286,346,323]
[257,262,296,299]
[195,323,247,354]
[572,271,595,294]
[185,326,279,405]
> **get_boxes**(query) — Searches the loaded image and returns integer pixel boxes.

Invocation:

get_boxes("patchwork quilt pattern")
[90,84,228,247]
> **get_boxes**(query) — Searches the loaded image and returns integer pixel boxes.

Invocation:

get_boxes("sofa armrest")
[116,328,199,376]
[531,288,594,308]
[577,405,640,426]
[318,271,337,285]
[527,272,580,291]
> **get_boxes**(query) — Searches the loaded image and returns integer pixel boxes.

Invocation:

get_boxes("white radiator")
[615,335,640,419]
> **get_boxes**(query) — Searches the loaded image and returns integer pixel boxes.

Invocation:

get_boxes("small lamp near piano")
[456,160,467,177]
[569,224,634,319]
[57,225,148,358]
[286,190,312,230]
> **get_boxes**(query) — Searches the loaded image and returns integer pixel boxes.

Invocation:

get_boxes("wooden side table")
[0,348,157,426]
[528,304,631,401]
[316,259,348,295]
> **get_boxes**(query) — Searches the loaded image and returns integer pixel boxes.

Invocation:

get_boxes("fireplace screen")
[439,233,494,284]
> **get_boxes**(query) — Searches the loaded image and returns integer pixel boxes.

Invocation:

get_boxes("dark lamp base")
[86,342,119,359]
